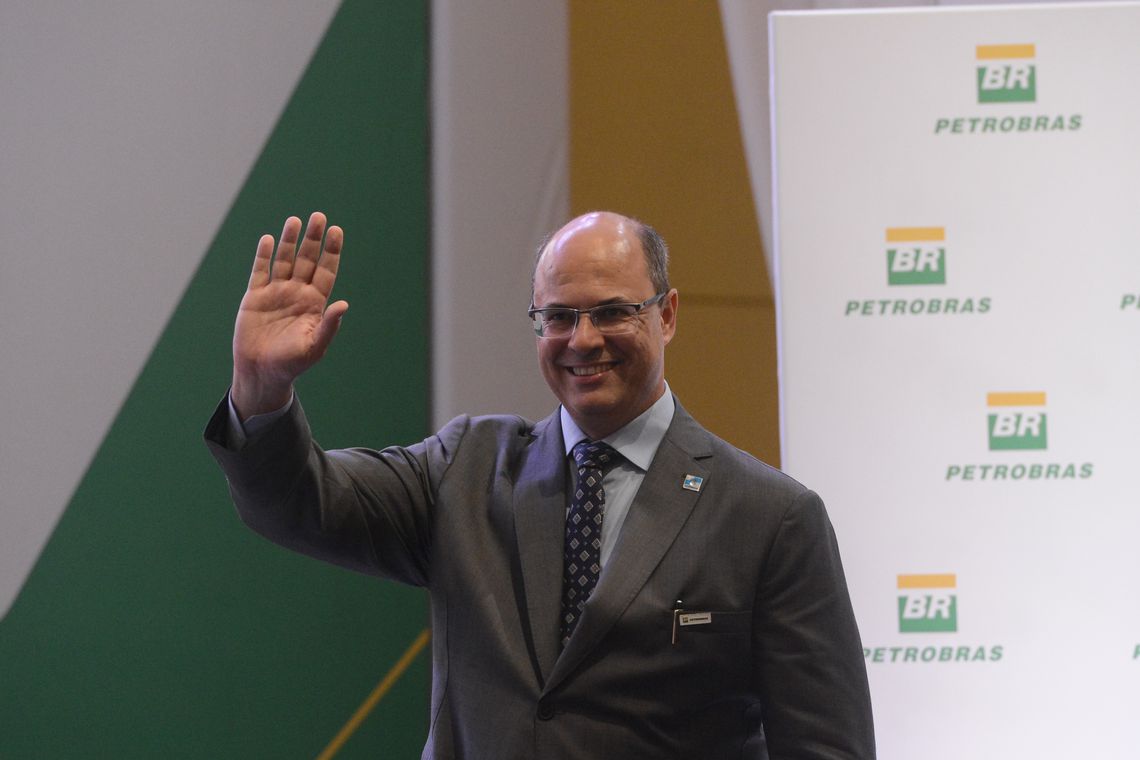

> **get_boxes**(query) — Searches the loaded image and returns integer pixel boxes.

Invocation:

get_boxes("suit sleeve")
[203,392,469,587]
[752,489,876,759]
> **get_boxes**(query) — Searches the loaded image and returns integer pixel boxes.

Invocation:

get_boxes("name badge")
[679,612,712,626]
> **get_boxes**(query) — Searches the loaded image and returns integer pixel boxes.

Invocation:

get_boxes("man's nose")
[567,312,605,352]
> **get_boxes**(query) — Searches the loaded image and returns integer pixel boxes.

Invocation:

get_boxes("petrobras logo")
[887,227,945,285]
[946,391,1093,481]
[933,43,1081,136]
[987,391,1046,450]
[865,573,1002,665]
[845,225,990,317]
[1121,293,1140,311]
[976,44,1035,103]
[898,573,956,633]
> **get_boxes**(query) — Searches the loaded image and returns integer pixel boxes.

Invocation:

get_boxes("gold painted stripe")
[898,574,957,589]
[317,628,432,760]
[976,44,1036,60]
[987,392,1046,407]
[885,227,945,242]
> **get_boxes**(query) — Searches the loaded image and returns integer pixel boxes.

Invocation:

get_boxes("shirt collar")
[560,383,676,472]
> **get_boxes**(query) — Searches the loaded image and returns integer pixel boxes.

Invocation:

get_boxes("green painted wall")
[0,1,431,756]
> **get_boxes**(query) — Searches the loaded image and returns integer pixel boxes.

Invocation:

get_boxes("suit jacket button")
[536,701,555,721]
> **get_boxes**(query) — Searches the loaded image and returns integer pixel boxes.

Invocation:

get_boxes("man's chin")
[564,397,614,419]
[564,395,639,435]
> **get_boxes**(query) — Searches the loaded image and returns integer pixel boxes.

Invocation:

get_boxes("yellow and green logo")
[987,391,1047,450]
[898,574,957,633]
[886,227,945,285]
[977,44,1036,104]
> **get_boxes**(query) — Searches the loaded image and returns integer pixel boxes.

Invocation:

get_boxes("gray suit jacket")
[204,395,874,759]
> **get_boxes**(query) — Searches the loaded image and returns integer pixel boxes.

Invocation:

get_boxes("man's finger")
[312,299,349,357]
[293,211,328,283]
[311,225,344,299]
[271,216,303,280]
[248,234,275,289]
[292,212,327,283]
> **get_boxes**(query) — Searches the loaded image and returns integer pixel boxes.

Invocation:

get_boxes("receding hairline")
[530,212,671,299]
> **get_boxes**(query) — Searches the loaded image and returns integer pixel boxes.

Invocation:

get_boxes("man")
[205,210,875,758]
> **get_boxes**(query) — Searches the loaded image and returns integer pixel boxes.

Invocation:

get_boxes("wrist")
[230,372,293,421]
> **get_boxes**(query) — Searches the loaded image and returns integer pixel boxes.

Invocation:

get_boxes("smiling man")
[205,211,875,759]
[531,212,676,440]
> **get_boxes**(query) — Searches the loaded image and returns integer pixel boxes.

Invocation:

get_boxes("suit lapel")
[545,402,713,692]
[512,411,567,685]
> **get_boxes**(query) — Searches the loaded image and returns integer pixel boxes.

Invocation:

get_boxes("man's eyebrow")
[535,296,638,309]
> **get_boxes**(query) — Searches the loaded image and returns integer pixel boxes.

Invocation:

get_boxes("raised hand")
[231,212,348,419]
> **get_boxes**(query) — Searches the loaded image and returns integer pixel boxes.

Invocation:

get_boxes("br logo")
[897,574,957,633]
[886,227,945,285]
[977,44,1036,103]
[987,391,1047,450]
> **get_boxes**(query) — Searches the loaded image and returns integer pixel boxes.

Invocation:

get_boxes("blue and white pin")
[682,474,704,492]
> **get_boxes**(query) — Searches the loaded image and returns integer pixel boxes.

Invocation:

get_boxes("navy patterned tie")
[560,439,622,649]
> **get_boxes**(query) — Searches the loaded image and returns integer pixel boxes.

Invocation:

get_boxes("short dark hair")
[635,220,671,295]
[531,214,670,299]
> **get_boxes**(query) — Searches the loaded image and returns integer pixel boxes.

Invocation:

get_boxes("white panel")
[720,0,1055,281]
[431,0,569,427]
[721,0,933,285]
[768,3,1140,757]
[0,0,340,621]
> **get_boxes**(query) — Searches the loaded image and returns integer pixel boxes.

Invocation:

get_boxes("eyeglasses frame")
[527,292,669,338]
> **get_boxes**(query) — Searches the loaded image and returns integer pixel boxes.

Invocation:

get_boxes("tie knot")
[572,440,621,473]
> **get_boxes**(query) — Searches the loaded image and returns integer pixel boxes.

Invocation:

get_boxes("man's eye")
[594,306,634,322]
[544,310,574,323]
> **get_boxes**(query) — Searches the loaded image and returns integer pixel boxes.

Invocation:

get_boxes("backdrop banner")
[751,3,1140,757]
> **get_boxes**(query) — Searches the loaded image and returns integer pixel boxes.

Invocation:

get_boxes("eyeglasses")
[528,292,668,338]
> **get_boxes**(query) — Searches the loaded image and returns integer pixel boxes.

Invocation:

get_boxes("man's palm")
[236,277,333,383]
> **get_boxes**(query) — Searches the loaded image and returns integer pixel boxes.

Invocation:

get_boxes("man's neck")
[560,384,675,462]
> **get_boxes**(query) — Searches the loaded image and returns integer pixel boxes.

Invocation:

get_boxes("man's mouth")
[568,363,614,377]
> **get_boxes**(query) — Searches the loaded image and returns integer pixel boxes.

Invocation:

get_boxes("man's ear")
[660,289,679,345]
